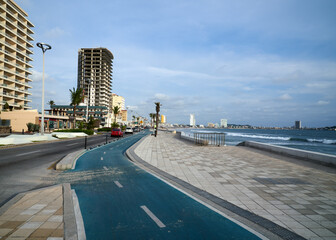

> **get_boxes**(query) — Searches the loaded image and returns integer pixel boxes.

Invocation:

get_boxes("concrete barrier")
[239,141,336,167]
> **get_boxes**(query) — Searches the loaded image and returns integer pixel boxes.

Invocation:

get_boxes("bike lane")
[66,131,263,239]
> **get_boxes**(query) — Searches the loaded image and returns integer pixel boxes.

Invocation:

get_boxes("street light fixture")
[36,42,51,135]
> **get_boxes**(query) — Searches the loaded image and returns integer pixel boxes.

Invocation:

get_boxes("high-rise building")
[0,0,34,111]
[220,119,227,128]
[77,48,113,109]
[295,121,301,129]
[111,93,125,110]
[190,114,196,127]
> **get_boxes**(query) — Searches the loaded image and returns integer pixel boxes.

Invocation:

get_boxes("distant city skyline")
[16,0,336,127]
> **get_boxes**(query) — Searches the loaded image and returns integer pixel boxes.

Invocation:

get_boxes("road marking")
[140,205,166,228]
[66,143,79,146]
[103,166,108,170]
[114,181,123,188]
[101,157,103,160]
[104,152,106,154]
[16,150,41,156]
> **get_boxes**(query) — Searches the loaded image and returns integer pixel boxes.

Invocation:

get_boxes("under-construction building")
[77,47,113,109]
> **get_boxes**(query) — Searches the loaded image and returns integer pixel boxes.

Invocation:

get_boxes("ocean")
[179,128,336,156]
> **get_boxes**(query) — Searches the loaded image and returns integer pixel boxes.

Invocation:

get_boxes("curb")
[56,149,86,170]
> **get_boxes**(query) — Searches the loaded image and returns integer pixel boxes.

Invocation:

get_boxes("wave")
[225,132,290,141]
[224,132,336,145]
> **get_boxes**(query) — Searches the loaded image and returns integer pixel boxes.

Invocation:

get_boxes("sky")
[15,0,336,127]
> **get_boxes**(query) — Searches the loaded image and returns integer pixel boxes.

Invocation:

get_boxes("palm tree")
[149,113,154,127]
[69,87,84,129]
[48,100,55,115]
[154,102,160,137]
[113,106,121,124]
[132,115,136,124]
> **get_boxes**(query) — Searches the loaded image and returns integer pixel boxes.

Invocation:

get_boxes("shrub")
[98,127,111,132]
[26,122,34,132]
[53,129,94,135]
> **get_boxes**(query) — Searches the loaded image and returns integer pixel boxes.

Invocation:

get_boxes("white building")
[220,119,228,128]
[190,114,196,127]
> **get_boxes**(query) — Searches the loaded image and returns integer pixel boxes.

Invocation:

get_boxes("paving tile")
[19,221,43,229]
[30,228,55,237]
[9,228,35,237]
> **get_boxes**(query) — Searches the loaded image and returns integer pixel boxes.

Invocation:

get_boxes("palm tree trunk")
[73,106,76,129]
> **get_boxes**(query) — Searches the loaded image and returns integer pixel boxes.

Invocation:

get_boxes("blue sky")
[16,0,336,127]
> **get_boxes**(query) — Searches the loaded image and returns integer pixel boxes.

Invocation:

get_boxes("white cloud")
[280,94,292,100]
[317,100,330,105]
[44,27,66,39]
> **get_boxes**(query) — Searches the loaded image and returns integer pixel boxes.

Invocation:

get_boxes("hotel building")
[77,47,113,109]
[0,0,34,111]
[190,114,196,127]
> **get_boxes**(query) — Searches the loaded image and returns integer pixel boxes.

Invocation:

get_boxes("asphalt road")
[62,131,261,239]
[0,133,120,206]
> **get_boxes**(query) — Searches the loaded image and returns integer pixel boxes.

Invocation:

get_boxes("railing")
[194,132,225,146]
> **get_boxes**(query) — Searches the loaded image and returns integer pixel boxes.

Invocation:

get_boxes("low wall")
[239,141,336,167]
[0,126,11,135]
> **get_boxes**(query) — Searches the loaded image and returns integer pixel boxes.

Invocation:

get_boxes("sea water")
[180,128,336,156]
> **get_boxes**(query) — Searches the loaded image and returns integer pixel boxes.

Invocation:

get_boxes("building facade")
[111,93,125,110]
[161,114,166,123]
[220,119,228,128]
[50,105,108,127]
[0,0,34,111]
[77,48,113,109]
[190,114,195,127]
[295,120,301,129]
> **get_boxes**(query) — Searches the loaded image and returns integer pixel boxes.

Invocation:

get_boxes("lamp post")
[86,80,93,122]
[36,42,51,135]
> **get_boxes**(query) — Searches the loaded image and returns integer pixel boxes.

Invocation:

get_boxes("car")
[111,128,123,137]
[125,127,133,134]
[133,127,140,132]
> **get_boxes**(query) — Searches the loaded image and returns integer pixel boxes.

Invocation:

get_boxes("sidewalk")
[0,185,64,240]
[134,132,336,240]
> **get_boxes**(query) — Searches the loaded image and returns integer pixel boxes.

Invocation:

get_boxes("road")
[60,131,261,239]
[0,133,117,206]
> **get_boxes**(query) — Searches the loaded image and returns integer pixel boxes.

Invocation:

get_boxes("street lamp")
[36,42,51,135]
[86,79,93,122]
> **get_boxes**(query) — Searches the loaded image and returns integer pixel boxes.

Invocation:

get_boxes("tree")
[154,102,160,137]
[3,102,9,111]
[149,113,154,127]
[69,87,84,129]
[113,106,121,124]
[48,100,55,115]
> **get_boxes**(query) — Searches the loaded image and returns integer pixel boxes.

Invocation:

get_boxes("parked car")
[111,128,123,137]
[125,127,133,134]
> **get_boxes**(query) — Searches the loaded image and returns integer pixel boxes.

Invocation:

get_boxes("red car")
[111,128,123,137]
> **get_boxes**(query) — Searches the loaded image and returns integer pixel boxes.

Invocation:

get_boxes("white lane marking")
[114,181,123,188]
[140,205,166,228]
[103,166,108,170]
[16,150,41,156]
[72,189,87,240]
[104,152,106,154]
[101,157,103,160]
[66,143,79,146]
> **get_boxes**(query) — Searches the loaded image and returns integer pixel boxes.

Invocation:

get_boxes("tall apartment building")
[0,0,34,111]
[295,120,301,129]
[77,48,113,109]
[220,119,227,128]
[190,114,196,127]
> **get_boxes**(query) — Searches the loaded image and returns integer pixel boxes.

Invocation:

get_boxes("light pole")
[36,42,51,135]
[86,79,93,122]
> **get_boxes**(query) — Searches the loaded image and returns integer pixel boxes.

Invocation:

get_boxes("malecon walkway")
[134,131,336,240]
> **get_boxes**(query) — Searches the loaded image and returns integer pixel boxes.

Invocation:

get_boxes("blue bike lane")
[64,131,263,239]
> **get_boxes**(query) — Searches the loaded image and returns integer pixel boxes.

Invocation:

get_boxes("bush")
[98,127,111,132]
[111,122,119,128]
[27,122,34,132]
[53,129,94,135]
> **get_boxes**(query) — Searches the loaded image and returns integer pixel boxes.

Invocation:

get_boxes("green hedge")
[97,127,111,132]
[53,129,94,135]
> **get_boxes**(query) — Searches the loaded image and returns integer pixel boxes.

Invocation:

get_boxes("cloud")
[280,93,292,100]
[317,100,330,105]
[44,27,66,39]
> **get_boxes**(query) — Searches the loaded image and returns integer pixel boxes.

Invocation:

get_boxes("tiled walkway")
[0,185,63,240]
[135,132,336,240]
